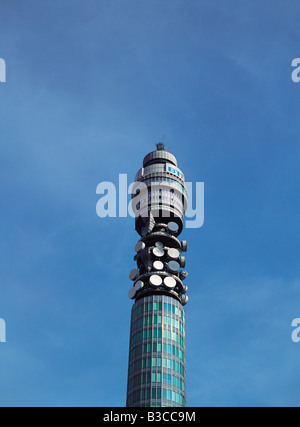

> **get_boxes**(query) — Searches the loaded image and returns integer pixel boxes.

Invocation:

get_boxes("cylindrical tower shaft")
[126,144,189,408]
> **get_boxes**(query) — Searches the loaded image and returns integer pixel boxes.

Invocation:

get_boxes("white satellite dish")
[167,248,180,260]
[152,247,164,258]
[153,260,164,271]
[164,276,176,289]
[149,275,163,287]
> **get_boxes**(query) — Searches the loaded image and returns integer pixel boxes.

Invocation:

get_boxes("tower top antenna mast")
[155,141,165,151]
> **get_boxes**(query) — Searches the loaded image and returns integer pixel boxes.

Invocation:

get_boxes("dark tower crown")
[128,147,189,305]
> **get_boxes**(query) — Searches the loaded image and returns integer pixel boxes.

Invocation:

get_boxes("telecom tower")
[126,144,188,407]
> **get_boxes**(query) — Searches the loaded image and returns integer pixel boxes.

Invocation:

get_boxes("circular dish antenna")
[152,247,164,258]
[181,240,187,252]
[134,280,144,292]
[179,256,186,268]
[153,260,164,271]
[179,270,188,281]
[167,260,180,274]
[135,241,145,253]
[167,248,180,260]
[164,276,176,289]
[129,269,139,281]
[155,241,164,249]
[167,222,179,234]
[181,284,188,294]
[181,294,189,305]
[128,287,136,299]
[149,275,163,287]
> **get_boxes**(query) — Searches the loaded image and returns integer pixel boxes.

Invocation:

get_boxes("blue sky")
[0,0,300,407]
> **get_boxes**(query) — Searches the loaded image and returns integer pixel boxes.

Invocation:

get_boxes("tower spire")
[155,141,165,151]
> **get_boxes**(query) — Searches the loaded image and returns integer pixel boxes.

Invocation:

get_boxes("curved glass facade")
[126,294,186,407]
